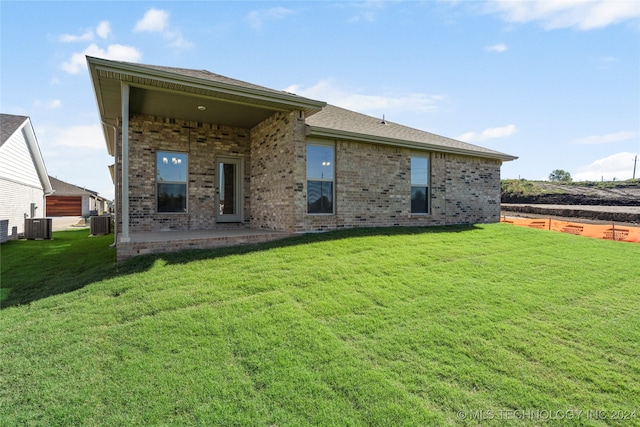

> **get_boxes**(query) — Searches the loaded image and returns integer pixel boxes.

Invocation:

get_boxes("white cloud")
[285,79,444,115]
[486,43,508,53]
[33,99,62,109]
[574,151,639,181]
[246,7,294,30]
[487,0,640,30]
[96,21,111,39]
[133,8,192,49]
[59,30,94,43]
[594,56,619,70]
[50,124,105,149]
[59,21,111,43]
[346,0,386,23]
[62,43,142,74]
[48,99,62,109]
[458,124,517,142]
[573,131,637,145]
[164,30,193,49]
[134,8,169,32]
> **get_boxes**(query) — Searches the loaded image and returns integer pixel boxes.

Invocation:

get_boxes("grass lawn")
[1,225,639,426]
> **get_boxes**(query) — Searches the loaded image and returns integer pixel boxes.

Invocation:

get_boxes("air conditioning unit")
[24,218,52,240]
[0,219,8,243]
[90,216,111,235]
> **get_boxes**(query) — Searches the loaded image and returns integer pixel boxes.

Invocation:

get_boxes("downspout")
[120,82,130,242]
[101,118,118,248]
[43,190,55,218]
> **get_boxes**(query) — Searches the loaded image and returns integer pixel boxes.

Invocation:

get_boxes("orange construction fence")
[501,217,640,243]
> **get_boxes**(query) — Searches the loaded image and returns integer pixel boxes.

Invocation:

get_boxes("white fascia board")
[22,118,53,194]
[87,57,114,155]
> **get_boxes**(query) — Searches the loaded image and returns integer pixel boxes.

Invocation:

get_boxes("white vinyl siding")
[0,118,48,237]
[0,127,42,189]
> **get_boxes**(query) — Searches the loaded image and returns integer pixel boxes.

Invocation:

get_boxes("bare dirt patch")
[501,181,639,225]
[501,181,640,206]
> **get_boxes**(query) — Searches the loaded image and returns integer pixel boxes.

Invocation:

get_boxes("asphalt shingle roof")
[92,58,516,161]
[307,104,516,160]
[1,114,29,146]
[49,176,97,196]
[116,61,311,100]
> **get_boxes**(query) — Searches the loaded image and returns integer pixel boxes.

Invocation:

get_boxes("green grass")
[501,179,552,197]
[1,225,639,426]
[0,229,115,306]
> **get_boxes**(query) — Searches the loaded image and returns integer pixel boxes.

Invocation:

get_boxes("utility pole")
[633,155,637,180]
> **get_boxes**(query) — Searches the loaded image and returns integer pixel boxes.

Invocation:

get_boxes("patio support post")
[120,82,130,242]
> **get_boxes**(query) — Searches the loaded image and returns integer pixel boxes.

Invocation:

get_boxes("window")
[157,151,187,213]
[307,144,334,214]
[411,156,429,214]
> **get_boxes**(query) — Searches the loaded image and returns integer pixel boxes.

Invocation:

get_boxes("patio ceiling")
[129,87,276,129]
[87,56,325,156]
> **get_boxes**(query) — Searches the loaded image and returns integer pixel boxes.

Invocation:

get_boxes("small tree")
[549,169,572,182]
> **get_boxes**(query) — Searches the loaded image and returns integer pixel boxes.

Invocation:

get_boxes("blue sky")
[2,1,639,201]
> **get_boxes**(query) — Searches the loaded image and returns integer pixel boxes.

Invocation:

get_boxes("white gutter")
[102,119,119,248]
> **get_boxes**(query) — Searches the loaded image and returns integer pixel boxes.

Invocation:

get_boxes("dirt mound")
[501,181,640,206]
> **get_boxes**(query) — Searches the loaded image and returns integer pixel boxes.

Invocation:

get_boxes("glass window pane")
[307,145,334,180]
[411,186,428,214]
[219,163,236,215]
[411,157,429,186]
[307,181,333,214]
[158,183,187,212]
[157,152,187,182]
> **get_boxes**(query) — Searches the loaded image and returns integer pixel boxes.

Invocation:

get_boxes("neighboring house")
[87,56,517,260]
[0,114,53,242]
[47,176,110,217]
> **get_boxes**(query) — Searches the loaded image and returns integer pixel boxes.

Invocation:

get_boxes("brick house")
[0,114,53,242]
[47,176,110,217]
[87,56,516,261]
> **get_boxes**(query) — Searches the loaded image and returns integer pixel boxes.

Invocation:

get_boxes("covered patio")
[88,55,325,263]
[116,228,292,262]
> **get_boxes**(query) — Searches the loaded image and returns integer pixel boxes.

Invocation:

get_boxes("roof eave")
[308,126,518,162]
[86,56,326,115]
[21,118,54,194]
[87,57,114,156]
